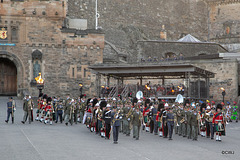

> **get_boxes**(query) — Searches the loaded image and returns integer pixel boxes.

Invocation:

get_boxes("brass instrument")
[126,108,133,120]
[112,110,121,125]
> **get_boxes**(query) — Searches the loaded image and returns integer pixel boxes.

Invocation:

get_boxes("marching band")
[5,93,239,144]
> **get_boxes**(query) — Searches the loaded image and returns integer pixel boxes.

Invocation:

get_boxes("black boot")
[5,120,8,123]
[12,117,14,124]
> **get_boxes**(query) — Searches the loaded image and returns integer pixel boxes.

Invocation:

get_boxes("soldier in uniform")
[35,93,43,121]
[111,106,122,144]
[79,95,86,123]
[190,107,200,141]
[40,94,48,122]
[99,100,107,137]
[199,103,206,137]
[205,106,212,139]
[152,102,158,135]
[55,100,63,123]
[103,104,112,140]
[21,94,34,124]
[122,101,132,136]
[161,103,168,138]
[187,103,193,139]
[5,97,15,124]
[143,99,150,132]
[64,97,72,126]
[175,103,183,136]
[181,106,188,137]
[213,104,226,141]
[132,106,143,140]
[166,107,174,140]
[44,97,54,125]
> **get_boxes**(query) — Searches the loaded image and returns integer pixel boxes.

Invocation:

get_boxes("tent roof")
[177,34,201,43]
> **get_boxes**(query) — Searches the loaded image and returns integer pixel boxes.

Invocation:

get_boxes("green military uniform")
[122,104,132,136]
[64,98,71,125]
[182,108,188,137]
[132,109,142,140]
[22,98,34,124]
[79,100,86,123]
[187,109,192,139]
[176,107,182,135]
[190,110,199,141]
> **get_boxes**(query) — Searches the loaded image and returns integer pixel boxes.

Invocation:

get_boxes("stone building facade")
[0,0,104,97]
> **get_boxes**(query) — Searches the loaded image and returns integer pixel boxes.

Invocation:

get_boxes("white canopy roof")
[177,34,201,43]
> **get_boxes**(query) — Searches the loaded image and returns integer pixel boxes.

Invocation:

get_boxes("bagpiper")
[212,104,226,141]
[143,99,150,132]
[44,97,54,125]
[35,93,43,121]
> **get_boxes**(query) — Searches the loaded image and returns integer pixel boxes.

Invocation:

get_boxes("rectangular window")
[84,68,86,78]
[1,0,3,3]
[72,67,75,77]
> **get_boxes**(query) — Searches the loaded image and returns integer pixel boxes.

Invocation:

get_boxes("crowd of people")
[4,93,239,144]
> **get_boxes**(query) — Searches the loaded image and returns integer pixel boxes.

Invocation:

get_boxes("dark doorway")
[0,58,17,96]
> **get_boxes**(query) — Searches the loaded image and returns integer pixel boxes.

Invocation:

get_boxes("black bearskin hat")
[216,104,222,111]
[92,98,98,107]
[200,103,207,112]
[47,97,52,103]
[43,94,48,100]
[86,98,91,105]
[158,103,164,111]
[100,100,107,110]
[132,97,138,104]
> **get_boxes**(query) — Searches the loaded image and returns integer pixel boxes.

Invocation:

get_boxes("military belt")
[168,119,174,121]
[8,107,13,108]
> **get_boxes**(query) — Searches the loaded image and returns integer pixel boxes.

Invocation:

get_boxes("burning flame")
[35,73,44,84]
[220,87,225,91]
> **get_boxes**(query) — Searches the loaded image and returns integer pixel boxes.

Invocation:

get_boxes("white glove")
[127,118,130,121]
[119,116,122,119]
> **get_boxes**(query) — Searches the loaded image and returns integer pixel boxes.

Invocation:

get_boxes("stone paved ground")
[0,97,239,160]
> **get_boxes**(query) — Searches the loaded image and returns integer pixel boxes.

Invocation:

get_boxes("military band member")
[64,97,72,126]
[175,104,182,136]
[231,101,238,122]
[103,104,112,140]
[152,102,158,135]
[44,97,54,125]
[190,108,200,141]
[79,95,86,123]
[111,106,122,144]
[166,107,174,140]
[161,103,168,138]
[205,106,213,139]
[156,103,164,137]
[99,100,107,137]
[123,101,132,136]
[40,94,48,122]
[181,106,188,137]
[55,100,63,123]
[143,99,150,132]
[213,104,226,141]
[199,103,206,137]
[21,94,34,124]
[132,106,143,140]
[35,93,43,121]
[5,97,15,124]
[186,103,192,139]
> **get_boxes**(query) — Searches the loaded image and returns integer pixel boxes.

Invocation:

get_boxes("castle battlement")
[0,0,67,18]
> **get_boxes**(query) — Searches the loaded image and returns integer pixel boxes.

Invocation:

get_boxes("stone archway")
[0,51,25,97]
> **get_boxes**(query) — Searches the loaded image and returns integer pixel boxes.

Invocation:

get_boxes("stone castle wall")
[68,0,209,54]
[0,0,105,98]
